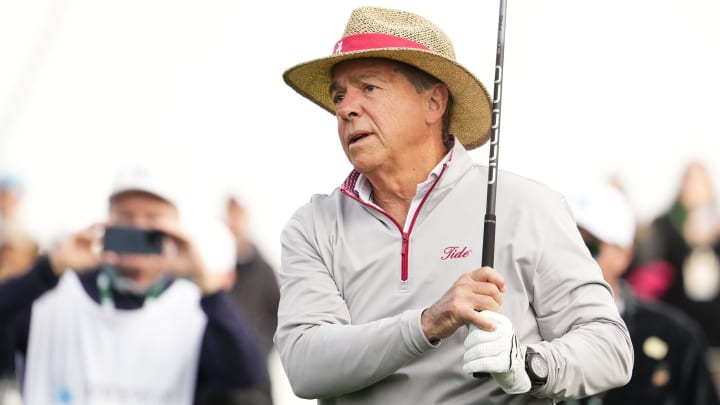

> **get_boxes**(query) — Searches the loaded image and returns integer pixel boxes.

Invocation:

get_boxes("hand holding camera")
[101,223,223,295]
[49,222,225,296]
[49,224,104,275]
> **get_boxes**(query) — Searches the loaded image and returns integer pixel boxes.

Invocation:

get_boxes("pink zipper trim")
[341,163,449,284]
[402,163,448,281]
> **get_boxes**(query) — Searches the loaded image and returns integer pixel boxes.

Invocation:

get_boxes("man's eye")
[332,94,344,104]
[365,85,376,92]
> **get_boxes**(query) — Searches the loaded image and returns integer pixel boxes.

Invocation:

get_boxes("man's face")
[107,191,178,283]
[330,58,441,176]
[680,163,714,210]
[108,191,178,229]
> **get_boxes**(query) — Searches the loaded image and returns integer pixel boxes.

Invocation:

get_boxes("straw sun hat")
[283,6,493,150]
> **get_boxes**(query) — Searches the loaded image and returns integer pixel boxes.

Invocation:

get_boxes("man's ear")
[426,83,449,125]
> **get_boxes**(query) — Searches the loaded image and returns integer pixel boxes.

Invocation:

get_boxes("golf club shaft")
[482,0,507,269]
[474,0,507,380]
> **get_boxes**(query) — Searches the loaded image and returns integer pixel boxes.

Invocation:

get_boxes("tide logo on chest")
[441,246,472,260]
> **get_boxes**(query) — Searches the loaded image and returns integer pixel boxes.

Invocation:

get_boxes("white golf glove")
[463,310,531,394]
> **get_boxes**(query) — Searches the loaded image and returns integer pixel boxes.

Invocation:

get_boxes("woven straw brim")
[283,48,492,150]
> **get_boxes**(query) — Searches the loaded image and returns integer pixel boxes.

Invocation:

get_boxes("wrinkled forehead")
[332,57,396,80]
[329,58,413,96]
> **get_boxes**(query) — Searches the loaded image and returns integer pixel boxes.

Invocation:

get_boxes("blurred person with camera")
[564,182,719,405]
[0,166,263,405]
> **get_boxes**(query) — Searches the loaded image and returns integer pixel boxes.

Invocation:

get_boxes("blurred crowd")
[2,159,720,404]
[561,163,720,405]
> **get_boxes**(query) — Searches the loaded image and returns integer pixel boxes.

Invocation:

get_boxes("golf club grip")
[473,217,495,379]
[481,216,496,267]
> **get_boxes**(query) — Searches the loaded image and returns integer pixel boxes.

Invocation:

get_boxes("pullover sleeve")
[521,192,634,399]
[275,213,437,399]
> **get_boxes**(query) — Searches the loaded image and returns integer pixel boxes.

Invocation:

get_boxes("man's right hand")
[49,225,103,276]
[420,266,505,342]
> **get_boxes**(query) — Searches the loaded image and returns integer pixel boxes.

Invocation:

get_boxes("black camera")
[103,226,165,255]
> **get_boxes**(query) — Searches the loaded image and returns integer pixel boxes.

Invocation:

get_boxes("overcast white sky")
[1,2,719,401]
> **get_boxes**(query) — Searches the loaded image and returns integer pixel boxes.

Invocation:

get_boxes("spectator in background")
[565,182,719,404]
[0,225,39,283]
[192,217,273,405]
[0,228,39,398]
[0,174,25,228]
[0,166,263,405]
[224,192,279,405]
[633,162,720,348]
[0,175,37,404]
[0,174,35,267]
[600,173,677,303]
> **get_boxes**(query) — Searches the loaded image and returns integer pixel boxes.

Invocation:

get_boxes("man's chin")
[350,159,379,176]
[117,267,161,288]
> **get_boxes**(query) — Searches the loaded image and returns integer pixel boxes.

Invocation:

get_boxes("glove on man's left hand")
[462,310,531,394]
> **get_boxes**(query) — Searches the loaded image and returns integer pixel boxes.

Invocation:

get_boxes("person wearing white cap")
[566,182,720,405]
[223,192,279,405]
[275,5,632,405]
[0,166,264,405]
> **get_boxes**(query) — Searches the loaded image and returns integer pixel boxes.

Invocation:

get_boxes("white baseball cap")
[109,166,179,209]
[567,182,636,248]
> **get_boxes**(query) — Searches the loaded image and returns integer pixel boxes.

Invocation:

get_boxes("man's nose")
[336,92,361,120]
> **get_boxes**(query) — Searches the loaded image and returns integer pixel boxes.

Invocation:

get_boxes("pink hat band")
[333,33,429,55]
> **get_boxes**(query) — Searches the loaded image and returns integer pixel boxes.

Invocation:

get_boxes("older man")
[275,5,633,405]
